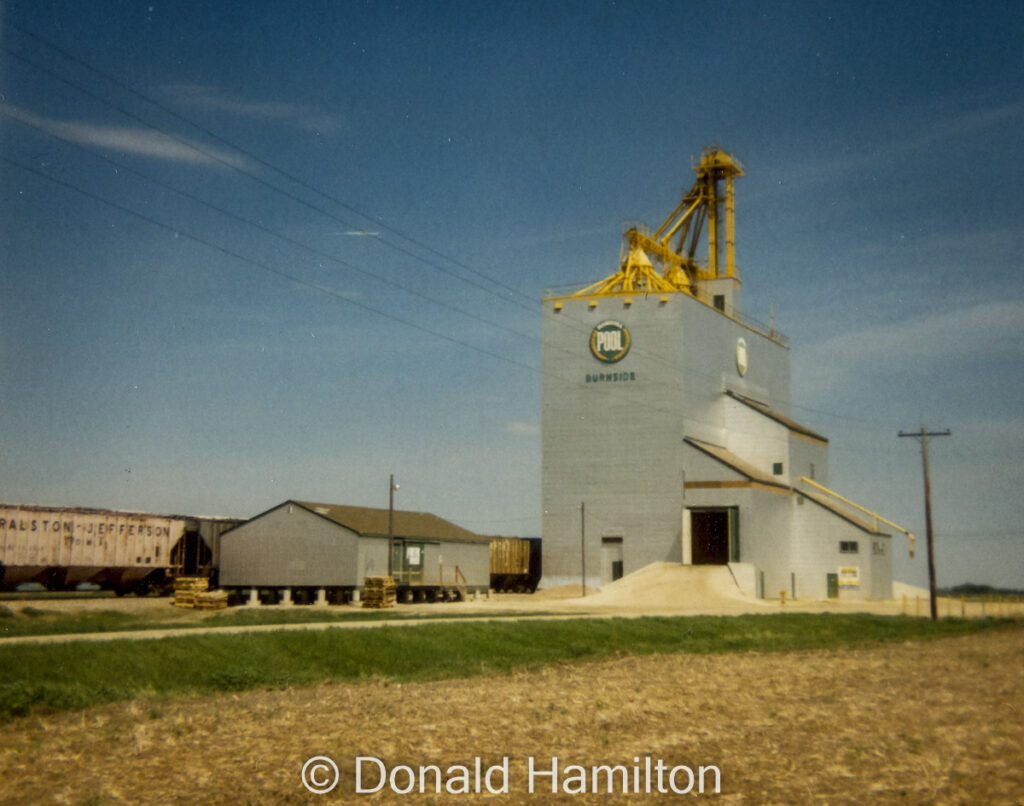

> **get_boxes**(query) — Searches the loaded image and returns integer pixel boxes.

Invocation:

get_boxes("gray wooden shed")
[218,499,491,602]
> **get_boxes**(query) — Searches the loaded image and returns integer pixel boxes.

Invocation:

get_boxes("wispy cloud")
[913,100,1024,147]
[794,300,1024,408]
[2,104,250,169]
[163,84,346,135]
[506,421,540,436]
[748,99,1024,203]
[801,301,1024,374]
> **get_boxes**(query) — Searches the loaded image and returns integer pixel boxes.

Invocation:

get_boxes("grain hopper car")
[0,503,240,595]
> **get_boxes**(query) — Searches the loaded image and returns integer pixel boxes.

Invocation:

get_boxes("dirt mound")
[566,563,767,611]
[528,584,599,600]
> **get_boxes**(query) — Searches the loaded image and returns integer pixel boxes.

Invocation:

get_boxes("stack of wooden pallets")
[362,576,397,608]
[173,576,208,608]
[194,589,229,609]
[173,576,227,609]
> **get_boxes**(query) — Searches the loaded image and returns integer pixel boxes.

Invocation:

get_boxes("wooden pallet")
[194,590,228,609]
[172,576,223,608]
[362,576,397,608]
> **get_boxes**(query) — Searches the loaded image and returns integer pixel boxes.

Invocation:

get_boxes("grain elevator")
[540,148,906,600]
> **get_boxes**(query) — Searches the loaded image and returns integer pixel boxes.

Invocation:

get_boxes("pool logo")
[590,321,630,363]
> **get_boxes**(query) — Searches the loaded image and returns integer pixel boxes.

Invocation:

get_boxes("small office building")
[219,500,491,602]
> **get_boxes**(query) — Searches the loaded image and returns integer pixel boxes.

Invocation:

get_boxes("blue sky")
[1,1,1022,588]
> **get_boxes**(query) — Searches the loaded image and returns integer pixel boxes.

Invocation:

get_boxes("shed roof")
[726,390,828,444]
[683,437,790,489]
[798,490,890,536]
[683,440,889,536]
[290,500,491,543]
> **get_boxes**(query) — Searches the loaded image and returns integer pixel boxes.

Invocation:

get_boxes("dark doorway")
[691,510,730,565]
[601,536,624,584]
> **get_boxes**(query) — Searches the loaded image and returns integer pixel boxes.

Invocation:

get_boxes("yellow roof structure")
[563,146,745,300]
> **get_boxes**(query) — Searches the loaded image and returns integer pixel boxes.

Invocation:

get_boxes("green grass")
[0,590,118,601]
[0,613,1017,721]
[0,605,543,639]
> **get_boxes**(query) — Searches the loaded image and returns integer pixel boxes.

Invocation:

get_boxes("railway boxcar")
[0,503,187,594]
[489,536,542,592]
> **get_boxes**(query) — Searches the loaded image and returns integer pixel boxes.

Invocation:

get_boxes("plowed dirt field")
[2,627,1021,804]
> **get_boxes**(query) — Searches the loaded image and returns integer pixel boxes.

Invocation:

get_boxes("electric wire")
[1,26,897,436]
[0,152,744,443]
[1,21,958,459]
[0,105,543,346]
[2,21,537,311]
[3,35,1014,544]
[0,154,542,376]
[0,78,807,445]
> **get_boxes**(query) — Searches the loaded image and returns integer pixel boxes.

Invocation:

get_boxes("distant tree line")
[938,583,1024,597]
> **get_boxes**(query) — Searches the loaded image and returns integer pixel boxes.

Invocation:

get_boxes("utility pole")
[387,474,399,579]
[580,502,586,598]
[899,428,951,620]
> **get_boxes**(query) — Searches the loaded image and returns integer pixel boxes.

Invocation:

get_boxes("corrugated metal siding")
[356,536,389,581]
[790,494,880,600]
[219,503,361,587]
[420,540,490,588]
[541,293,794,588]
[219,501,491,589]
[722,397,791,482]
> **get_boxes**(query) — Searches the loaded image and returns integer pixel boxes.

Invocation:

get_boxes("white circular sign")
[590,320,631,363]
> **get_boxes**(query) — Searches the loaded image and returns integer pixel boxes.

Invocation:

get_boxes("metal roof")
[798,489,890,536]
[683,438,790,489]
[725,390,828,444]
[682,440,889,536]
[290,500,491,543]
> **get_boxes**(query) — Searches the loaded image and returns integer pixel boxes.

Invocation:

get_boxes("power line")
[2,21,908,440]
[2,20,538,311]
[2,21,931,445]
[1,153,747,441]
[936,532,1023,542]
[1,123,804,441]
[1,154,542,375]
[3,105,761,439]
[0,105,541,347]
[4,31,705,410]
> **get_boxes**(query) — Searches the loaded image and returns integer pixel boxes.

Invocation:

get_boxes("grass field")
[0,613,1016,722]
[2,618,1022,804]
[0,601,540,639]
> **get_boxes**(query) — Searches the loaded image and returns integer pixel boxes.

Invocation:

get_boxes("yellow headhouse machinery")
[573,146,745,298]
